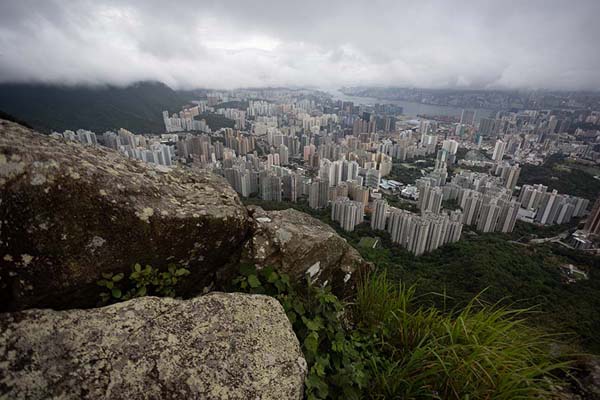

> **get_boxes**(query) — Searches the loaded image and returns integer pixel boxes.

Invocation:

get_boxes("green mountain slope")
[0,81,190,134]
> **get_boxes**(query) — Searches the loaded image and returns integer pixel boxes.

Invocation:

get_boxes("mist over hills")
[0,81,190,134]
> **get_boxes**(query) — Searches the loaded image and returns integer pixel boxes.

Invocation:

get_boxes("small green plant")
[97,263,190,304]
[232,266,567,400]
[355,272,567,399]
[232,264,375,400]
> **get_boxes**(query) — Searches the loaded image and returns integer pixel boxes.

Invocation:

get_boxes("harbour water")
[323,88,497,122]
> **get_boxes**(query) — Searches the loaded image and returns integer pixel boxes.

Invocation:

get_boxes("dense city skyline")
[47,86,600,257]
[1,0,600,90]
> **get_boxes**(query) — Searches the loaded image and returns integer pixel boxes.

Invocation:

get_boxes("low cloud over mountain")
[0,0,599,90]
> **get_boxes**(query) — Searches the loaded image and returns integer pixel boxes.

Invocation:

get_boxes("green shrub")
[231,264,375,399]
[356,272,566,399]
[97,263,190,304]
[233,267,567,399]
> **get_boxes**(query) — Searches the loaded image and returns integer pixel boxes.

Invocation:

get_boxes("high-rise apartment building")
[492,140,506,162]
[417,184,443,214]
[496,199,521,233]
[460,189,482,225]
[386,208,463,256]
[476,198,500,233]
[584,197,600,235]
[331,197,365,232]
[365,168,381,189]
[309,179,330,209]
[519,184,548,210]
[282,174,297,202]
[259,174,282,202]
[279,144,289,166]
[371,199,388,231]
[441,139,459,155]
[498,163,520,190]
[478,118,496,136]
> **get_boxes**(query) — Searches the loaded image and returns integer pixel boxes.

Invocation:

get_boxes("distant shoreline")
[322,88,497,121]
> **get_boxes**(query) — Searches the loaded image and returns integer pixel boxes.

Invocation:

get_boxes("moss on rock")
[0,293,306,399]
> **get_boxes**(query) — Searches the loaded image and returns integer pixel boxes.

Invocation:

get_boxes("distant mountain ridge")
[0,81,191,134]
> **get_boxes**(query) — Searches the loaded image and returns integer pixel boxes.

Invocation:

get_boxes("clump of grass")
[355,272,567,399]
[231,266,567,399]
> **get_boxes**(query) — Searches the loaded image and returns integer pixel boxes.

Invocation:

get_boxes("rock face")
[572,356,600,399]
[552,356,600,400]
[0,119,250,311]
[0,292,307,399]
[0,119,372,310]
[244,206,371,297]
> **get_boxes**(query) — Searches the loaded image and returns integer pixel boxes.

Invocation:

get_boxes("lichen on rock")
[0,118,373,310]
[0,293,306,399]
[0,119,251,311]
[243,206,372,297]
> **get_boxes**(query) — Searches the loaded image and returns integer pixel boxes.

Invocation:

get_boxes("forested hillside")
[0,81,190,133]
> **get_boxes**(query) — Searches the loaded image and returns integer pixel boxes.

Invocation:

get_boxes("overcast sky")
[0,0,599,90]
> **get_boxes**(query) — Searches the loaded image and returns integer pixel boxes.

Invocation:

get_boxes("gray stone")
[0,119,251,310]
[0,293,306,399]
[244,206,371,298]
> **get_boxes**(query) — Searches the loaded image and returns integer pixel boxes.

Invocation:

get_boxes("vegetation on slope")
[242,197,600,354]
[214,100,249,110]
[359,233,600,353]
[389,163,425,185]
[233,266,565,399]
[198,112,235,130]
[519,154,600,200]
[0,81,190,133]
[98,258,567,399]
[0,110,33,128]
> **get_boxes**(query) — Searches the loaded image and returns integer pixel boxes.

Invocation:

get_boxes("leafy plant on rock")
[97,263,190,304]
[232,266,567,400]
[232,264,376,400]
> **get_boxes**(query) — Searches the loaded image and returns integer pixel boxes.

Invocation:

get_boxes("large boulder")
[0,119,251,311]
[244,206,371,297]
[0,292,307,399]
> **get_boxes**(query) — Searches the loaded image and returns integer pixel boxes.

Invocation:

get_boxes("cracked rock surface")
[244,206,371,297]
[0,119,250,311]
[0,292,306,400]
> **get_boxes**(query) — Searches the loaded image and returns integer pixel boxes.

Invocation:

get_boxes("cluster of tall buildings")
[189,91,599,251]
[331,197,365,232]
[222,155,303,202]
[417,183,444,214]
[352,115,377,134]
[369,199,463,255]
[216,108,246,129]
[53,129,98,145]
[318,159,359,186]
[246,100,277,117]
[52,85,600,258]
[309,178,370,210]
[52,128,175,167]
[438,171,520,233]
[298,113,339,131]
[162,106,210,133]
[378,132,438,162]
[518,184,589,225]
[470,195,521,233]
[493,162,521,190]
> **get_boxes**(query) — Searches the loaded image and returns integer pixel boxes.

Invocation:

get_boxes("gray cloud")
[0,0,599,90]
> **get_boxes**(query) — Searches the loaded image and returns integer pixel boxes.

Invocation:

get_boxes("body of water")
[323,88,497,122]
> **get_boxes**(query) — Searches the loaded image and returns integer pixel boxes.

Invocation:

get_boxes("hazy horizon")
[4,80,600,94]
[1,0,599,91]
